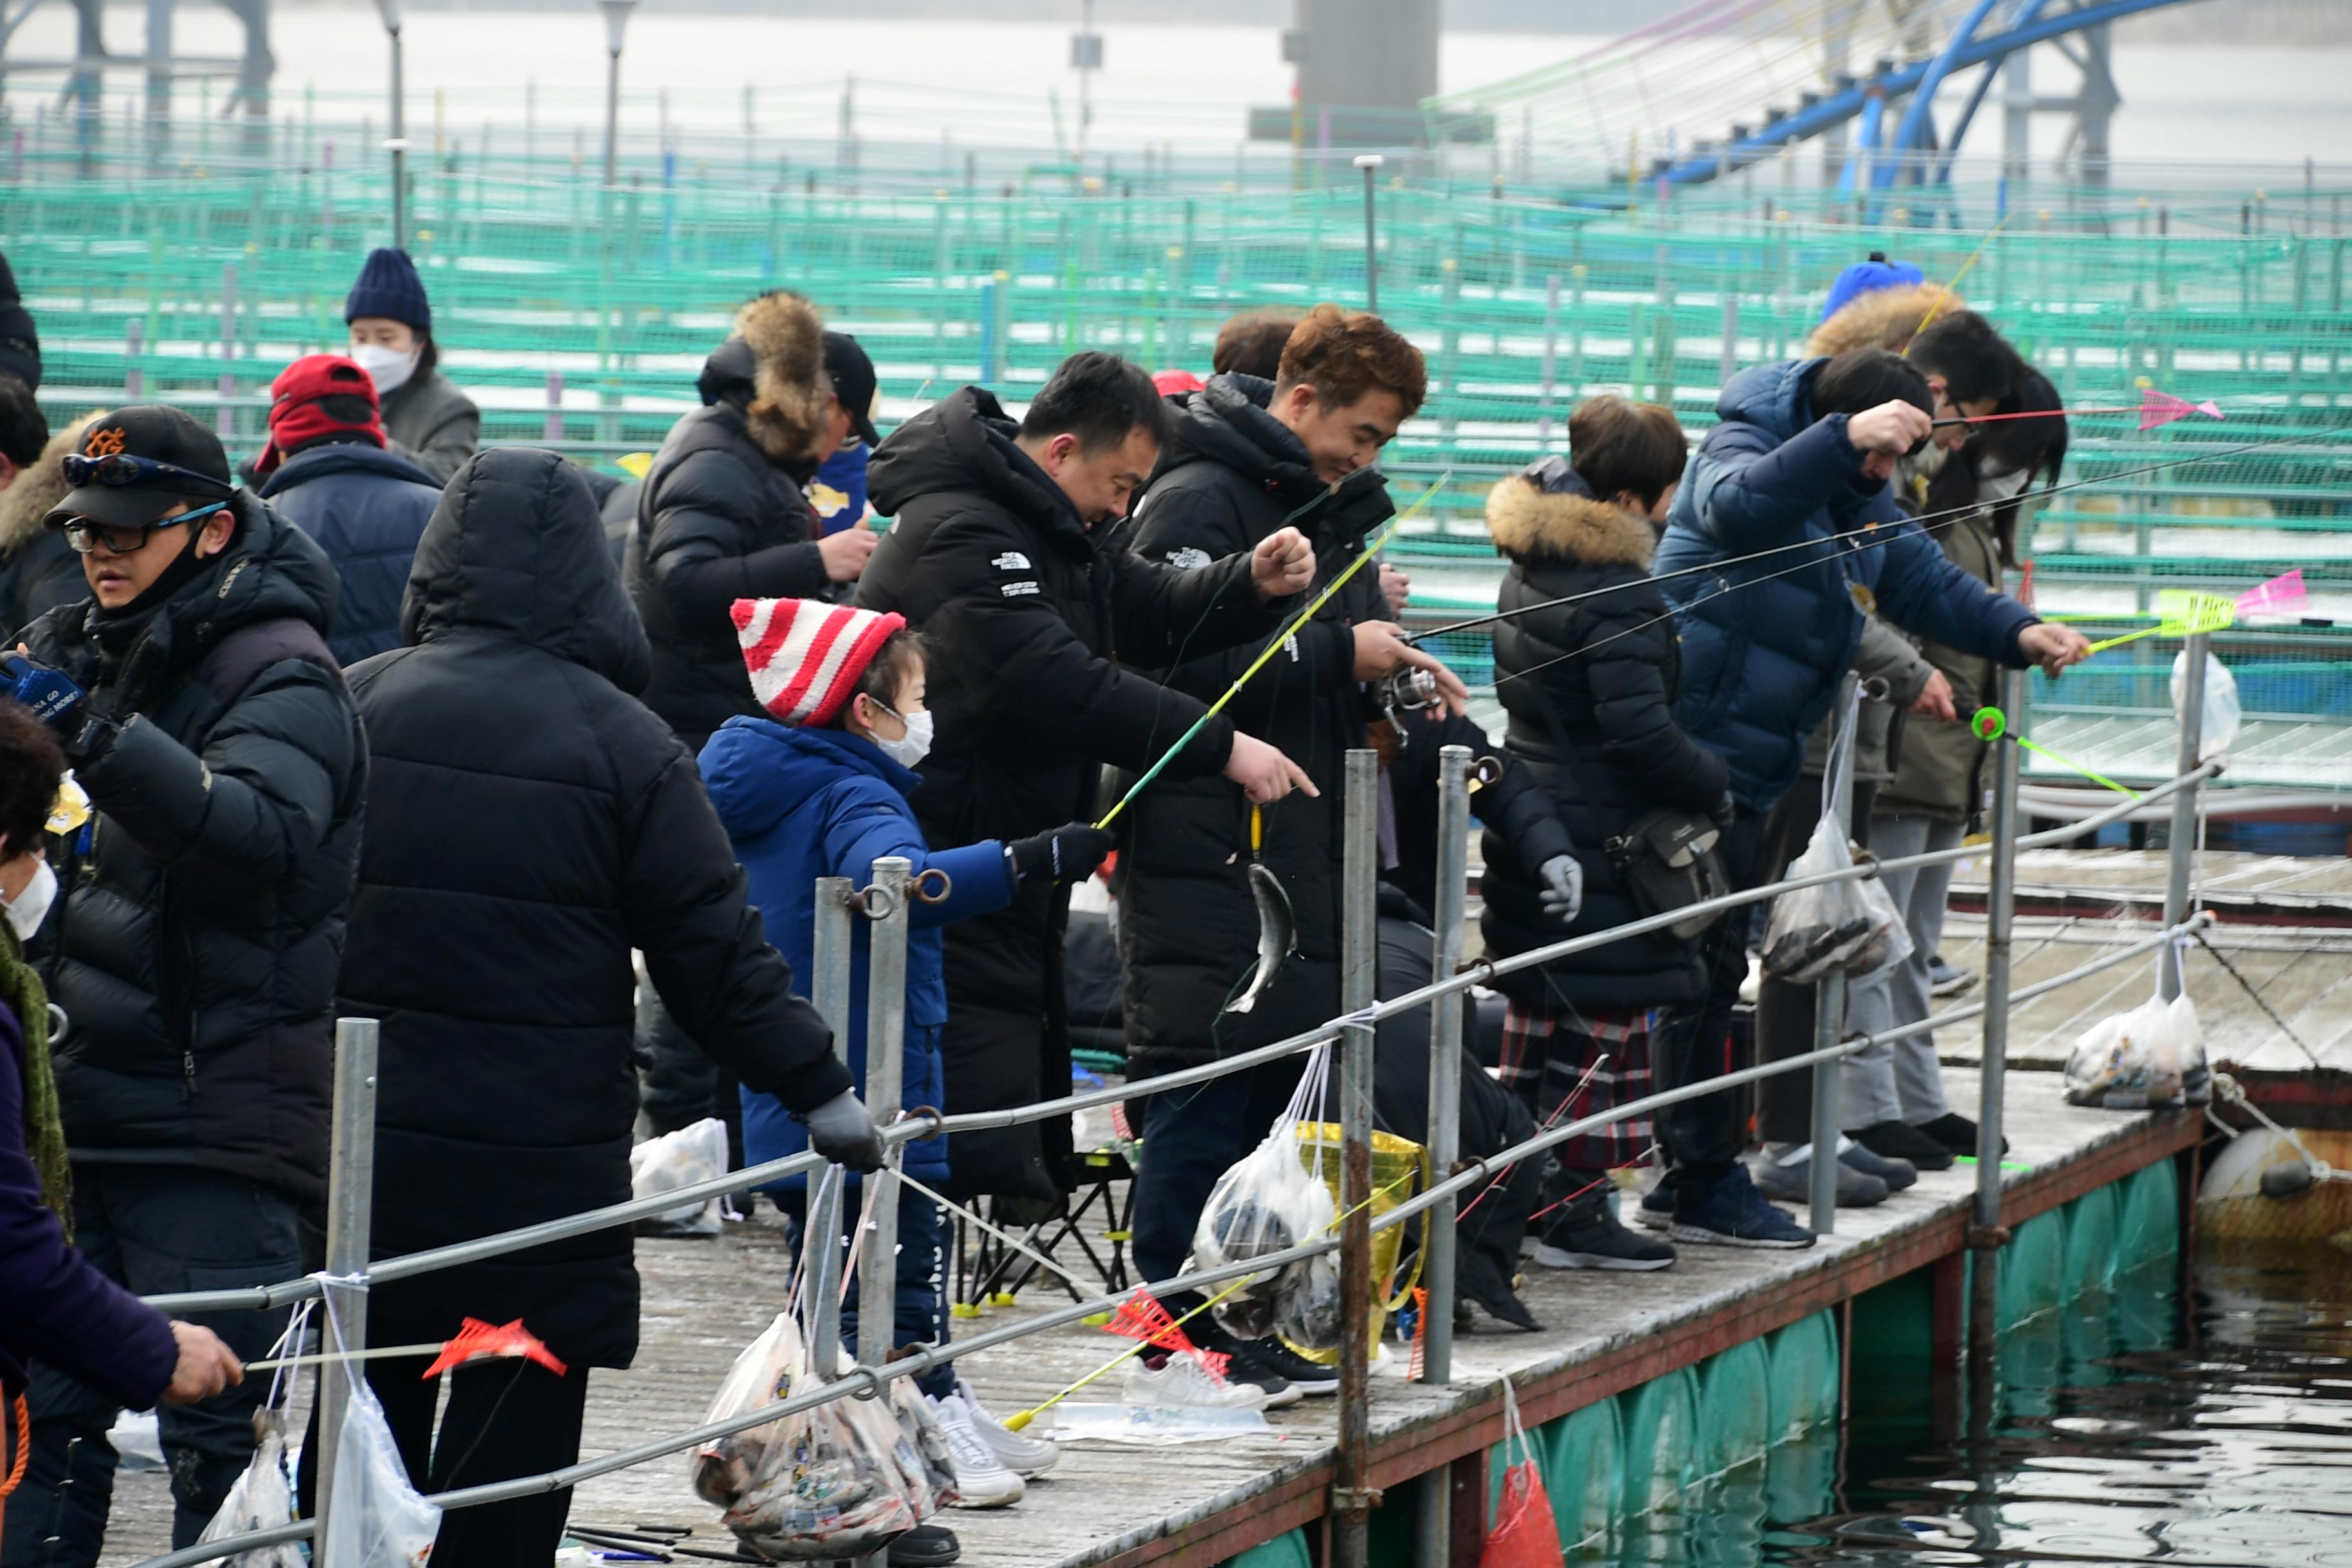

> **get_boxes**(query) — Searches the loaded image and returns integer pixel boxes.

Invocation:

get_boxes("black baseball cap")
[823,331,881,448]
[50,405,236,531]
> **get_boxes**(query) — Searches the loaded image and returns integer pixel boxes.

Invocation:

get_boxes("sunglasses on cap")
[61,452,237,498]
[61,499,231,556]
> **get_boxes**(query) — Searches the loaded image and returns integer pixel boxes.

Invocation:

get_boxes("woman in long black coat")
[1479,397,1730,1273]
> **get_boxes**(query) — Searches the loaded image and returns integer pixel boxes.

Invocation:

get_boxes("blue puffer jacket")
[258,440,442,663]
[1655,358,2039,809]
[701,718,1017,1186]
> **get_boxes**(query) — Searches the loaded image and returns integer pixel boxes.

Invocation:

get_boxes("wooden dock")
[95,1070,2198,1567]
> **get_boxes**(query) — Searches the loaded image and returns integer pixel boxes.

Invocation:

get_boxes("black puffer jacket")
[860,387,1280,1197]
[1117,376,1393,1077]
[628,292,836,750]
[1379,705,1574,920]
[1478,470,1730,1016]
[342,450,848,1367]
[24,494,366,1202]
[256,440,443,665]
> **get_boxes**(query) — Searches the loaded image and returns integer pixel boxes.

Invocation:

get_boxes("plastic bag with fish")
[2065,983,2204,1110]
[1192,1043,1337,1340]
[1761,814,1891,986]
[725,1393,924,1561]
[690,1311,809,1507]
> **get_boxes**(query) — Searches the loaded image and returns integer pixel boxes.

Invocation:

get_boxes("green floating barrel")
[1995,1209,2067,1330]
[2063,1183,2121,1300]
[2117,1159,2181,1277]
[1763,1311,1841,1445]
[1221,1529,1311,1568]
[1540,1398,1622,1551]
[1616,1366,1700,1518]
[1693,1338,1772,1479]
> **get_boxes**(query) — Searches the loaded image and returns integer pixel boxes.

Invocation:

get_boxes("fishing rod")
[1904,215,2008,348]
[1408,427,2332,647]
[1930,389,2224,430]
[1093,469,1452,832]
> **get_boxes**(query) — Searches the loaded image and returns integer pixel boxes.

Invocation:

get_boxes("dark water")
[1629,1242,2352,1568]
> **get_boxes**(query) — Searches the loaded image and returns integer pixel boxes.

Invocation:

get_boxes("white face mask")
[1977,463,2037,503]
[874,709,934,770]
[349,341,420,397]
[5,857,56,941]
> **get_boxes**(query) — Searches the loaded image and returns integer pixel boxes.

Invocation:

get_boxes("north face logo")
[84,427,126,457]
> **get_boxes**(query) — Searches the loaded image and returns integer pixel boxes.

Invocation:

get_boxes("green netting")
[4,163,2346,781]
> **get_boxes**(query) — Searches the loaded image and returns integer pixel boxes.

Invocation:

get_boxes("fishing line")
[1408,426,2338,646]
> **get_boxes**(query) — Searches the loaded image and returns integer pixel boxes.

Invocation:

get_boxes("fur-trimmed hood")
[0,411,103,558]
[1484,472,1656,569]
[1803,281,1961,357]
[695,290,829,464]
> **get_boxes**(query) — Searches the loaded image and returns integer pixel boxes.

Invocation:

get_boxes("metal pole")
[385,23,405,248]
[1969,667,2024,1361]
[1334,749,1380,1568]
[2161,631,2207,1001]
[1809,671,1859,1235]
[856,859,910,1372]
[312,1018,380,1550]
[1355,153,1384,314]
[602,45,621,186]
[808,877,855,1380]
[1411,746,1471,1565]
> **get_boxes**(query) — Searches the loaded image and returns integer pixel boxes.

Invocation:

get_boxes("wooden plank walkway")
[95,1070,2197,1567]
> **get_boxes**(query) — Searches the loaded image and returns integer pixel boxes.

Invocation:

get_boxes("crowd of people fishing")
[0,239,2091,1566]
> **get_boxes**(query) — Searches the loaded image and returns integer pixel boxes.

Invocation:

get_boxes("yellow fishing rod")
[1094,470,1451,832]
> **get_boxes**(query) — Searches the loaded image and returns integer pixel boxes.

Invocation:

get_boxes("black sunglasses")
[61,500,230,556]
[61,452,237,498]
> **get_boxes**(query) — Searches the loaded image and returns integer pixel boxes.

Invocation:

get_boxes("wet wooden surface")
[99,1070,2191,1567]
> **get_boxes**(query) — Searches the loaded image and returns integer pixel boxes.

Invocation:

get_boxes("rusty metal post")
[1334,749,1380,1568]
[1968,668,2024,1365]
[1809,671,1859,1235]
[2161,631,2208,1001]
[1411,744,1471,1565]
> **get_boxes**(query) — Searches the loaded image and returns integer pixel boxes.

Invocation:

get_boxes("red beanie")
[732,597,906,727]
[253,355,385,478]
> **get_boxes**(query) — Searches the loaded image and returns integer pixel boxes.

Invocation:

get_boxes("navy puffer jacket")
[1655,357,2039,810]
[258,440,442,663]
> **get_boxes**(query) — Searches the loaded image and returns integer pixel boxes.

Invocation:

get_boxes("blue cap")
[344,248,431,334]
[1819,252,1925,324]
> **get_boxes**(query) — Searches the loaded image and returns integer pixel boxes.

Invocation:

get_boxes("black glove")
[1006,822,1115,885]
[0,653,84,729]
[801,1089,885,1173]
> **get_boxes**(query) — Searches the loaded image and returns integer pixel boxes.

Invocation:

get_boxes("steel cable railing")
[130,663,2223,1566]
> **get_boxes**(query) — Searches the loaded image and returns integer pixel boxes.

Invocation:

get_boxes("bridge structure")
[0,0,271,129]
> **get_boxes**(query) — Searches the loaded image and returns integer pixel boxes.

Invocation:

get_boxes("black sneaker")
[890,1524,963,1565]
[1531,1193,1676,1271]
[1182,1326,1302,1409]
[1634,1184,1676,1233]
[1245,1337,1342,1396]
[1852,1119,1956,1171]
[1674,1166,1817,1249]
[1914,1112,2005,1159]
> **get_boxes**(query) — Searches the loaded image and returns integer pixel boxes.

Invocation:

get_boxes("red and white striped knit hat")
[731,597,907,727]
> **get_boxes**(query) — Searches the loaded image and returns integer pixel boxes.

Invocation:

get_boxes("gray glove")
[1538,854,1584,925]
[801,1089,885,1173]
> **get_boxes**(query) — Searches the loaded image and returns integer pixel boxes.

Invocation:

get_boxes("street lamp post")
[373,0,406,246]
[600,0,636,186]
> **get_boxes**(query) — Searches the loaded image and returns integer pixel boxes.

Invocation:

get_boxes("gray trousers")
[1839,814,1960,1130]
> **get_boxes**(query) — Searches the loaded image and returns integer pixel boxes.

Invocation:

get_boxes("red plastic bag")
[1481,1380,1563,1568]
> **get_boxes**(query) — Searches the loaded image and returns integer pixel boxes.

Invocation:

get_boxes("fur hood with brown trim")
[1484,471,1656,570]
[1802,281,1962,357]
[0,411,102,558]
[694,289,829,464]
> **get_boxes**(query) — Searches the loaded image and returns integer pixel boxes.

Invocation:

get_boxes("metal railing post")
[1412,746,1472,1565]
[1334,749,1380,1568]
[312,1017,380,1554]
[856,859,910,1374]
[2161,631,2208,1001]
[1810,671,1860,1235]
[808,877,855,1380]
[1968,667,2025,1361]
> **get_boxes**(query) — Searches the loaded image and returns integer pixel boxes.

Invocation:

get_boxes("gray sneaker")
[1749,1146,1888,1208]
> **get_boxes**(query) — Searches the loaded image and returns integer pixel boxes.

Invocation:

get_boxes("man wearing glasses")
[0,406,366,1565]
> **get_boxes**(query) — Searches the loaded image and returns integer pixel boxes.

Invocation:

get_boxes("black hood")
[696,334,757,411]
[402,449,652,693]
[259,441,442,496]
[868,386,1086,548]
[1161,374,1396,545]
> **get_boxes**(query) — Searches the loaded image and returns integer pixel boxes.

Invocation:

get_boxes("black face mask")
[97,509,223,622]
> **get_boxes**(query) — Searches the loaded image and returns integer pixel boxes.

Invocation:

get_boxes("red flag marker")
[421,1318,569,1380]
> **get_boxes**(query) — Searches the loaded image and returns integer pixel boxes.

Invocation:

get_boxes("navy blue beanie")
[345,247,431,334]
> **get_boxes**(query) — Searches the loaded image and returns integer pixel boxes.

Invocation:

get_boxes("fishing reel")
[1372,667,1444,740]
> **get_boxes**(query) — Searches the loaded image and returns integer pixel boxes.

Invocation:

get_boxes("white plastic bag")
[1761,816,1889,986]
[1845,854,1917,980]
[2065,989,2187,1110]
[1193,1043,1338,1344]
[320,1303,442,1568]
[690,1310,810,1507]
[193,1420,304,1567]
[632,1116,730,1235]
[2171,650,2240,760]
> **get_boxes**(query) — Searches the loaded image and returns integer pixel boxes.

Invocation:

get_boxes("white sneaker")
[1122,1353,1269,1411]
[929,1393,1025,1509]
[954,1380,1059,1478]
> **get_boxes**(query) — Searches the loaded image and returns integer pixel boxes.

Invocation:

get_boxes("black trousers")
[637,995,742,1167]
[1130,1059,1309,1320]
[298,1358,590,1568]
[0,1166,301,1566]
[1652,810,1770,1200]
[1754,777,1878,1146]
